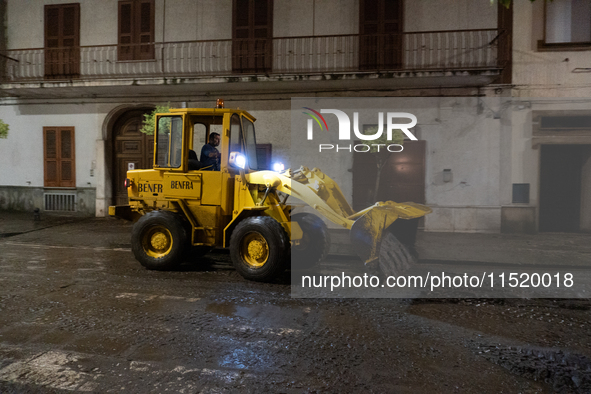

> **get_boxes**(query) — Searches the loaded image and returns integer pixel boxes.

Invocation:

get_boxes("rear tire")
[230,216,289,282]
[131,210,187,271]
[291,213,330,269]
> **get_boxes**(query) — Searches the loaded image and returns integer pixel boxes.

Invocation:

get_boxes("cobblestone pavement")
[0,215,590,393]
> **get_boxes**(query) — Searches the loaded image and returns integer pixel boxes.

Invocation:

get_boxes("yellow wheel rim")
[240,232,269,268]
[141,225,173,258]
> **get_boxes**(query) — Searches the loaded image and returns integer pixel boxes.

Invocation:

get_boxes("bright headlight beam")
[272,162,284,172]
[236,154,246,169]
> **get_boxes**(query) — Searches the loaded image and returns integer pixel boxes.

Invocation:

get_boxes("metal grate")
[44,193,77,212]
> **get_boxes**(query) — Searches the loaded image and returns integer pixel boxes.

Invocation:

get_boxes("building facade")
[0,0,588,233]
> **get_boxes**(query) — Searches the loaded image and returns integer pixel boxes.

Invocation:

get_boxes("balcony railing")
[0,29,505,83]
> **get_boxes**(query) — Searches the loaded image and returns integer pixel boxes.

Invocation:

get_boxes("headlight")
[229,151,246,169]
[236,154,246,169]
[272,162,285,172]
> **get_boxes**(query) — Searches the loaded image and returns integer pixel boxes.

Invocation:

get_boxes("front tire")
[131,210,187,270]
[378,231,418,277]
[230,216,289,282]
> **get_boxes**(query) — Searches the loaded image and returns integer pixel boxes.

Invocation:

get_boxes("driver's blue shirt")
[200,143,220,171]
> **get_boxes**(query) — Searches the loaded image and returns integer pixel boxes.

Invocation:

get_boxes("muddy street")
[0,216,590,393]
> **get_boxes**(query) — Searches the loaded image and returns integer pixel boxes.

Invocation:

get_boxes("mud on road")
[0,217,590,393]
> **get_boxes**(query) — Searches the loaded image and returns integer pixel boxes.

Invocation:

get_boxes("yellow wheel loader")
[109,101,431,282]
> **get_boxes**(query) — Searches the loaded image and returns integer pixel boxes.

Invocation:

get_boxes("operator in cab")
[200,132,221,171]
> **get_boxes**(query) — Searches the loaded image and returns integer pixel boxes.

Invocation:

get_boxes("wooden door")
[359,0,403,70]
[232,0,273,73]
[45,3,80,79]
[353,140,425,211]
[113,110,154,205]
[377,141,426,203]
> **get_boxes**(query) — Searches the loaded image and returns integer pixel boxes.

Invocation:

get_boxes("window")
[242,117,259,170]
[232,0,273,73]
[229,114,243,155]
[156,116,183,168]
[44,3,80,79]
[44,127,76,187]
[118,0,155,61]
[543,0,591,47]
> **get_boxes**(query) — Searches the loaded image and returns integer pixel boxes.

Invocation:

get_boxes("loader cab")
[153,107,258,174]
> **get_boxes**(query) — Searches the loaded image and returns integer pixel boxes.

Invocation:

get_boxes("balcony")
[0,29,507,97]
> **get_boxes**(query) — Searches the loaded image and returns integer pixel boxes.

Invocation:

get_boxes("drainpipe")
[161,0,166,75]
[0,0,7,79]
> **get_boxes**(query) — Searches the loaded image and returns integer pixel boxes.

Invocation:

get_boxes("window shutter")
[359,0,403,70]
[232,0,273,73]
[118,1,134,61]
[61,4,80,77]
[45,7,60,49]
[138,0,155,60]
[60,128,76,187]
[44,128,59,187]
[44,127,76,188]
[118,0,154,61]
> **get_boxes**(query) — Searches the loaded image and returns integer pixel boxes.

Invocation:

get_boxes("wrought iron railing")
[0,29,505,82]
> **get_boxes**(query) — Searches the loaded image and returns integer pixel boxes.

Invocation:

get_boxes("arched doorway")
[112,108,154,206]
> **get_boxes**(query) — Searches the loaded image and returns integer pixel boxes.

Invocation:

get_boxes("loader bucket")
[350,201,431,275]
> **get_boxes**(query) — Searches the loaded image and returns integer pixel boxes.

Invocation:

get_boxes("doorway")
[539,144,591,232]
[112,109,154,206]
[359,0,403,70]
[232,0,273,73]
[353,140,426,211]
[44,3,80,79]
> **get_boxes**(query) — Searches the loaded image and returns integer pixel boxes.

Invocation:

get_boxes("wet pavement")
[0,211,590,393]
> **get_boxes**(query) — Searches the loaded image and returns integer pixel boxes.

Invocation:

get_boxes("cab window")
[229,114,243,155]
[156,115,183,168]
[242,117,258,170]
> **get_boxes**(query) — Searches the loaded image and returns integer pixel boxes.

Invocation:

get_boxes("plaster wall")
[0,103,104,188]
[193,0,232,41]
[420,97,502,232]
[405,0,496,32]
[274,0,360,37]
[512,1,591,97]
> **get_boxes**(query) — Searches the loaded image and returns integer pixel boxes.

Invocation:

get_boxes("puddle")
[206,302,237,317]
